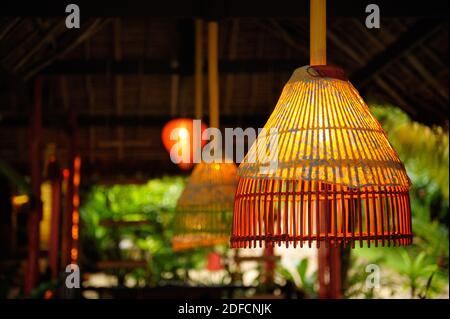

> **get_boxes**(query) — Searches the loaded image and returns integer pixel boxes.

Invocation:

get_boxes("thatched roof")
[0,1,448,181]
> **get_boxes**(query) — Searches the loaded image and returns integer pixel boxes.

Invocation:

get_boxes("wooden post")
[263,245,275,285]
[310,0,327,66]
[310,0,342,298]
[61,94,77,268]
[194,19,204,120]
[318,245,342,298]
[207,21,219,129]
[47,155,61,280]
[70,155,81,264]
[25,76,42,295]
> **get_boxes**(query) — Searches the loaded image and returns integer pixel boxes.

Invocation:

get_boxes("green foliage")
[80,176,209,286]
[348,105,449,298]
[371,105,449,200]
[276,258,317,298]
[399,251,437,298]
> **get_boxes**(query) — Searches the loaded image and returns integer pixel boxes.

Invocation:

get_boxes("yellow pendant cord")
[310,0,327,65]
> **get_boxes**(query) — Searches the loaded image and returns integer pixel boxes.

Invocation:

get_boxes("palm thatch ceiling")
[0,0,448,182]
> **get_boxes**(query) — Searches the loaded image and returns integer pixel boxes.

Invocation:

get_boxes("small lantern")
[161,118,207,170]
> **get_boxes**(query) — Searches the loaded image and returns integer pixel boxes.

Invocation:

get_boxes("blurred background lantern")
[173,161,238,250]
[161,118,208,170]
[172,21,238,251]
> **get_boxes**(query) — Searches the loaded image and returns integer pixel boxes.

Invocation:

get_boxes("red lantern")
[161,118,207,170]
[206,252,223,271]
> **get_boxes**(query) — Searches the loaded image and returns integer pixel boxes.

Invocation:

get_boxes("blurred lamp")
[161,118,207,170]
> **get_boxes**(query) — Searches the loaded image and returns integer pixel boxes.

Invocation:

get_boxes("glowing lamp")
[172,161,238,251]
[231,65,412,249]
[161,118,208,170]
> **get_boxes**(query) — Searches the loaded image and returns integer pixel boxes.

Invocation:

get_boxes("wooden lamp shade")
[173,161,238,251]
[231,65,412,249]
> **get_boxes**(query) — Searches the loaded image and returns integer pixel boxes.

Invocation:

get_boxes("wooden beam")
[224,19,239,115]
[84,40,96,164]
[0,18,21,41]
[5,0,448,18]
[250,29,264,111]
[194,19,204,119]
[260,19,309,58]
[23,19,110,80]
[350,18,443,88]
[98,140,152,148]
[24,76,42,295]
[42,58,305,75]
[327,29,365,66]
[13,20,64,73]
[0,113,271,128]
[374,76,416,115]
[113,18,125,160]
[207,21,220,128]
[406,54,448,101]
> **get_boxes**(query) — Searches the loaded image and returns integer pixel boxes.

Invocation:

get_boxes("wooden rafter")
[23,18,110,80]
[223,19,239,115]
[350,18,444,87]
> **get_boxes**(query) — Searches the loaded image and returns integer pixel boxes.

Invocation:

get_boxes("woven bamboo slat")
[173,161,238,251]
[231,65,413,248]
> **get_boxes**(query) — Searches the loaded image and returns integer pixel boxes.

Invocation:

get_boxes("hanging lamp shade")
[173,161,238,251]
[161,118,208,170]
[172,21,239,251]
[231,65,412,249]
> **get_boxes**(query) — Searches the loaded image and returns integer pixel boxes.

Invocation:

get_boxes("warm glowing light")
[72,225,79,240]
[40,182,52,249]
[232,66,412,249]
[63,168,70,179]
[71,248,78,261]
[72,211,79,224]
[161,118,208,170]
[73,174,80,187]
[71,155,81,263]
[43,290,54,299]
[172,161,238,251]
[74,156,81,170]
[178,127,189,140]
[12,194,29,206]
[72,195,80,207]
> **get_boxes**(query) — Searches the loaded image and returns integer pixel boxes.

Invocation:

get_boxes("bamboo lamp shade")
[231,65,412,249]
[173,161,238,251]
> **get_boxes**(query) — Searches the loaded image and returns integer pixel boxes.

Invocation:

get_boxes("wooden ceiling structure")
[0,0,448,183]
